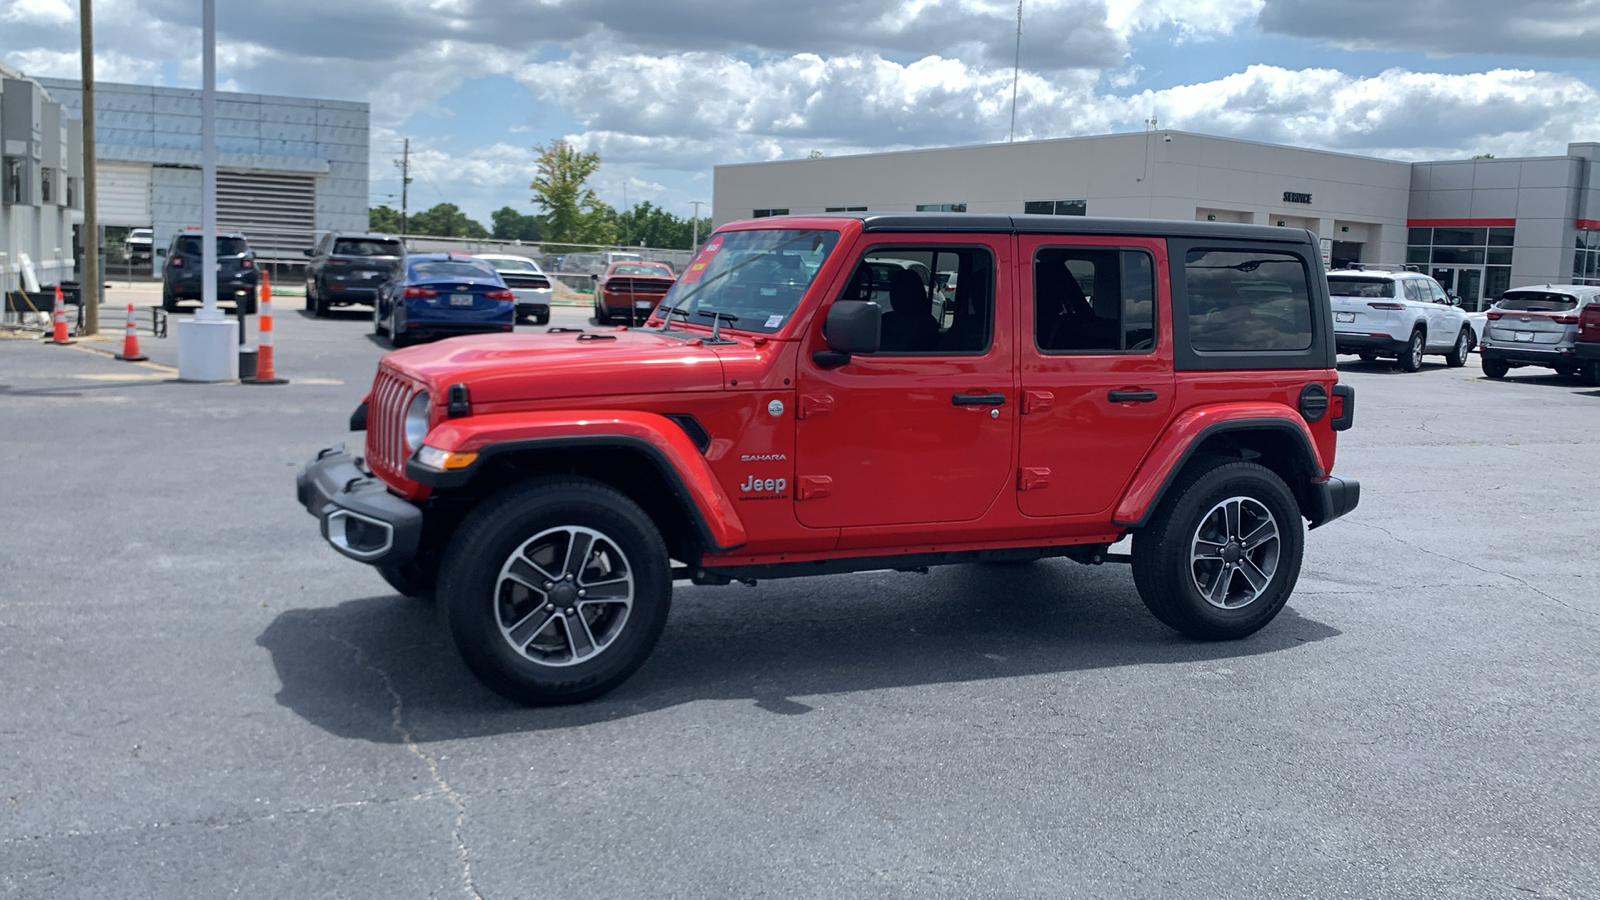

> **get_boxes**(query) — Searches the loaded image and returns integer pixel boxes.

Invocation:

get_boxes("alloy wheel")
[1188,496,1281,610]
[494,526,634,666]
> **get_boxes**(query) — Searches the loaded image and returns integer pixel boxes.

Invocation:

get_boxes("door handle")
[1107,389,1158,403]
[952,392,1006,406]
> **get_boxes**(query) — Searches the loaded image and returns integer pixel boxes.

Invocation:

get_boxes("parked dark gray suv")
[304,232,406,317]
[159,231,259,314]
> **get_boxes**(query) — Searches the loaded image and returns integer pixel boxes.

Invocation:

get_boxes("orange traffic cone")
[243,271,287,385]
[47,284,74,345]
[115,302,148,361]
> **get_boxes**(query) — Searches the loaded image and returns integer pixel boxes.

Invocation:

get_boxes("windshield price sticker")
[679,238,724,285]
[765,314,784,328]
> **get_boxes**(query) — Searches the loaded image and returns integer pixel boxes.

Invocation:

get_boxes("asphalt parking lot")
[2,303,1597,899]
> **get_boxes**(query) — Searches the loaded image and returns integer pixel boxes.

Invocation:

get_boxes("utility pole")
[79,0,99,335]
[689,200,704,249]
[1009,0,1023,143]
[395,138,411,235]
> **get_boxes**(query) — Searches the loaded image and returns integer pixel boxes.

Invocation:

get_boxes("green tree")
[611,202,715,250]
[490,206,544,242]
[530,140,615,249]
[369,205,402,233]
[407,202,489,238]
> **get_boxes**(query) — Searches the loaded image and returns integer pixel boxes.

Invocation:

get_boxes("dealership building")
[35,75,369,272]
[714,130,1600,311]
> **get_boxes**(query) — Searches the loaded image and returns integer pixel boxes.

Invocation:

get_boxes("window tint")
[333,238,403,257]
[1184,249,1313,353]
[612,264,672,276]
[175,236,249,256]
[1034,247,1155,353]
[1328,277,1394,298]
[841,247,994,354]
[412,260,498,280]
[1496,292,1579,312]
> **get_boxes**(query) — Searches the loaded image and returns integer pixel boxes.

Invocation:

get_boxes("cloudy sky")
[6,0,1600,226]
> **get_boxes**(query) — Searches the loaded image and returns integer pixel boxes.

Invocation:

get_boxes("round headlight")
[404,391,431,450]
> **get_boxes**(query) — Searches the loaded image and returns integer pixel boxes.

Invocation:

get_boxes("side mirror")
[815,300,880,367]
[1448,294,1461,306]
[303,248,314,257]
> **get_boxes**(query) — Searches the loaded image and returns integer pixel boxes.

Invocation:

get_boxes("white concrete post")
[177,0,238,381]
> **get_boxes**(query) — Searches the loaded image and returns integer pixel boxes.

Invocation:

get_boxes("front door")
[1433,267,1485,312]
[794,236,1015,529]
[1017,236,1175,518]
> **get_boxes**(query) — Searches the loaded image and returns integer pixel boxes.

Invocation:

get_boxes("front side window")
[1184,249,1313,353]
[1034,247,1155,353]
[656,228,838,335]
[840,246,995,354]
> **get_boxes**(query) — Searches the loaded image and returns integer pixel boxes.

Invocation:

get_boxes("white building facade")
[37,76,369,270]
[716,131,1600,311]
[1,63,81,291]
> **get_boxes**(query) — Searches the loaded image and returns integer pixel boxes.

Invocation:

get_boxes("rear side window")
[1328,278,1394,298]
[1034,247,1156,353]
[333,238,403,257]
[1184,249,1313,353]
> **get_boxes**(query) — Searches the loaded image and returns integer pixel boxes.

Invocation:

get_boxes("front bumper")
[1310,476,1360,529]
[296,444,422,567]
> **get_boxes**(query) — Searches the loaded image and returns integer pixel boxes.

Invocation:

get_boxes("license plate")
[450,293,473,307]
[635,301,655,309]
[1514,331,1534,342]
[1335,312,1355,323]
[360,270,377,279]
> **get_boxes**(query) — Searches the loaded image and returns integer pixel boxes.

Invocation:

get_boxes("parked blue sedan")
[374,254,516,347]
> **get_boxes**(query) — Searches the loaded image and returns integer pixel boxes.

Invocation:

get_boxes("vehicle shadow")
[1334,358,1451,373]
[257,561,1340,743]
[293,308,370,321]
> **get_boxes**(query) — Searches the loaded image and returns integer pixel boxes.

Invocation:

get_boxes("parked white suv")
[1328,268,1473,372]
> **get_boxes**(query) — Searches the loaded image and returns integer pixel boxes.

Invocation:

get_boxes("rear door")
[794,234,1015,529]
[1017,235,1174,518]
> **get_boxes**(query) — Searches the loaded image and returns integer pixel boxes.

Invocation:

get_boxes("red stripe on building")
[1406,218,1516,228]
[1576,219,1600,231]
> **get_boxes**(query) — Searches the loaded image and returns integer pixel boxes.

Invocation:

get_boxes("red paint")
[1577,219,1600,231]
[1407,218,1516,228]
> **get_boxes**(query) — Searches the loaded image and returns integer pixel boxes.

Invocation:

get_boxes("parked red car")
[593,261,675,325]
[1577,298,1600,384]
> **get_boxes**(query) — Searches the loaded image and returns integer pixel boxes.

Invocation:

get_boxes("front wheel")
[1131,460,1304,640]
[1482,356,1510,379]
[1444,328,1471,367]
[437,477,672,706]
[1399,328,1425,372]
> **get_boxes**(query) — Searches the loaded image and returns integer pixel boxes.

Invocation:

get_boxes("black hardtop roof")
[768,212,1316,245]
[330,232,404,242]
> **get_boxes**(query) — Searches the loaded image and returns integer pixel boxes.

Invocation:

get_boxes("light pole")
[78,0,99,334]
[176,0,237,381]
[689,200,705,249]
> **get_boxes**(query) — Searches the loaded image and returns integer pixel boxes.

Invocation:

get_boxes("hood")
[387,329,727,404]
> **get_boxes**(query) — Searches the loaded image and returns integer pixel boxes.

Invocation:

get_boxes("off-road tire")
[437,476,672,706]
[1130,460,1304,641]
[1399,328,1426,372]
[1482,356,1510,379]
[1444,328,1471,367]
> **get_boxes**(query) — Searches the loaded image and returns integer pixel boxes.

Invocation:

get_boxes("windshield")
[1327,277,1394,298]
[655,229,839,334]
[334,238,403,257]
[483,257,539,272]
[1496,292,1579,312]
[412,260,498,280]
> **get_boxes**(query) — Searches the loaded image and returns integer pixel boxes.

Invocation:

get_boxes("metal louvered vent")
[217,171,316,262]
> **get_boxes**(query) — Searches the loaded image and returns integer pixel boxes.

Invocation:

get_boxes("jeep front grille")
[366,368,419,483]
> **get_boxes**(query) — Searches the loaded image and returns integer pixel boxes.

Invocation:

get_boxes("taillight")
[1553,314,1579,325]
[1486,312,1503,320]
[241,257,254,269]
[485,289,514,300]
[403,286,438,298]
[1367,302,1405,310]
[171,255,184,268]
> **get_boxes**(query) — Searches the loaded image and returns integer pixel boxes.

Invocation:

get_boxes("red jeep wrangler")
[298,214,1359,705]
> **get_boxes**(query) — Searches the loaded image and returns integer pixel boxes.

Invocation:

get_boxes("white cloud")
[0,0,74,26]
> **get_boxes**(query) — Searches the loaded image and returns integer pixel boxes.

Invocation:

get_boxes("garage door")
[97,162,152,226]
[217,171,316,262]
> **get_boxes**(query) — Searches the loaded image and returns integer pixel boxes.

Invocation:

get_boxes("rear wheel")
[1444,328,1471,367]
[313,289,330,318]
[437,477,672,706]
[1482,356,1510,379]
[593,298,611,325]
[1357,351,1378,362]
[305,281,318,313]
[161,286,178,312]
[1399,328,1426,372]
[1582,360,1600,387]
[535,311,550,326]
[1131,460,1304,640]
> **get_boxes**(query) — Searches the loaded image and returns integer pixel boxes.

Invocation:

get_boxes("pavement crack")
[1347,521,1596,621]
[332,635,482,900]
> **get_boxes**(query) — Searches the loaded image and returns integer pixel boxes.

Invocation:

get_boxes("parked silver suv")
[1480,284,1600,383]
[1328,268,1473,372]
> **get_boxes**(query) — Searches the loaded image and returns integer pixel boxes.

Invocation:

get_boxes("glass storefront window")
[1433,246,1485,265]
[1408,228,1432,245]
[1406,246,1430,264]
[1432,227,1488,246]
[1488,227,1515,247]
[1486,248,1514,265]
